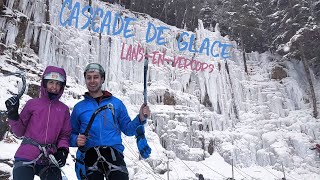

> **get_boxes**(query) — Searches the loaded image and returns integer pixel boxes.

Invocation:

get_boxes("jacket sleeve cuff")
[70,134,78,147]
[136,115,147,125]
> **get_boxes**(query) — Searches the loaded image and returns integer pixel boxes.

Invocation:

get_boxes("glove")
[135,125,151,159]
[5,96,20,120]
[54,148,68,167]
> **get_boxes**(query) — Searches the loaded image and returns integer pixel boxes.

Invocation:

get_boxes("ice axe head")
[4,71,26,99]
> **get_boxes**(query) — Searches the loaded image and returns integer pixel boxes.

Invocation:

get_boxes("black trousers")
[13,162,62,180]
[84,147,129,180]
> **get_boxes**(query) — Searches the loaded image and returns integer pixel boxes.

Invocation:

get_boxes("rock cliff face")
[1,0,319,172]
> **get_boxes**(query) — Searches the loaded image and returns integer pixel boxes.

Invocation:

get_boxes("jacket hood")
[40,66,67,100]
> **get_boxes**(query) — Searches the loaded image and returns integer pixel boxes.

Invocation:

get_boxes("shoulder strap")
[79,104,115,152]
[83,105,109,137]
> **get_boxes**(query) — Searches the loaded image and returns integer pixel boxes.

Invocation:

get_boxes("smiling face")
[46,80,62,94]
[85,71,105,97]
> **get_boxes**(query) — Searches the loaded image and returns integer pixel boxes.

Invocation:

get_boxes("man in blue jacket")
[70,63,151,180]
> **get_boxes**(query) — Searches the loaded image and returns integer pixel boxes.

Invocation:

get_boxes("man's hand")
[5,96,20,120]
[139,103,150,121]
[135,125,151,159]
[77,134,87,147]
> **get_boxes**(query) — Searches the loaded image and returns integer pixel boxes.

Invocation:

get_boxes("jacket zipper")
[45,102,52,144]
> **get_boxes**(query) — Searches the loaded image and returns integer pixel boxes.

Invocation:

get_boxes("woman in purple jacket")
[5,66,71,180]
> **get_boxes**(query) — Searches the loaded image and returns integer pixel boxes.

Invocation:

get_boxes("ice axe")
[6,71,26,99]
[143,50,148,119]
[0,71,26,141]
[4,71,26,111]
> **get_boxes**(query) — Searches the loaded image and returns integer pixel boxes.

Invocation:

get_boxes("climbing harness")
[76,103,124,180]
[86,146,128,178]
[13,137,56,168]
[14,137,67,179]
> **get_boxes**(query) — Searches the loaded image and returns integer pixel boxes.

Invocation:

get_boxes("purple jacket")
[9,66,71,162]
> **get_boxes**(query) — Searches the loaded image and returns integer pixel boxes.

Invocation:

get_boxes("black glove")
[5,96,20,120]
[135,125,151,159]
[54,148,68,167]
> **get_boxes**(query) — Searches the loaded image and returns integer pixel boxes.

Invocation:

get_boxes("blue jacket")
[70,91,144,153]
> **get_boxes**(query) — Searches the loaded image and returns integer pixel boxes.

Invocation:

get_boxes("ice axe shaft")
[143,51,148,118]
